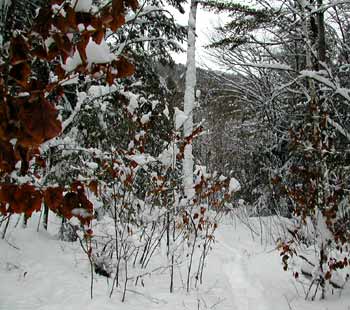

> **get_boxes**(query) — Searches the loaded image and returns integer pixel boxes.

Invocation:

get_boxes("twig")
[126,288,167,304]
[210,297,225,309]
[284,294,294,310]
[2,215,11,239]
[3,238,20,250]
[37,207,43,232]
[122,259,128,302]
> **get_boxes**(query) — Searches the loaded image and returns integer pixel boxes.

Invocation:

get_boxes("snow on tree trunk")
[183,0,198,199]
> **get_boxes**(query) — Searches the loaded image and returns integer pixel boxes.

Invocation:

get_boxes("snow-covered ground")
[1,214,350,310]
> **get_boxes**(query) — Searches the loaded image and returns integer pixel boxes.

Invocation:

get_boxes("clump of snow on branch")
[229,177,241,194]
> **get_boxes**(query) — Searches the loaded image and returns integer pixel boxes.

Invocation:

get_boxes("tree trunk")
[316,0,326,64]
[183,0,198,199]
[43,203,49,230]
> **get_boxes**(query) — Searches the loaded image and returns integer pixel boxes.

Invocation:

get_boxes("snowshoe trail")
[216,227,269,310]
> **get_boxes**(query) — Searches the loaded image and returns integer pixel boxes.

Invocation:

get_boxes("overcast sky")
[169,4,227,68]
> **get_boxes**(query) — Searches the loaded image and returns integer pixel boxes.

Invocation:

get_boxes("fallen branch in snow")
[134,263,181,279]
[126,288,167,304]
[3,238,20,251]
[300,256,344,290]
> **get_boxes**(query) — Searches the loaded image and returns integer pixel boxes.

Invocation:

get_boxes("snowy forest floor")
[1,213,350,310]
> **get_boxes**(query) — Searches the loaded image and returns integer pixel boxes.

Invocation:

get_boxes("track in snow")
[215,228,269,310]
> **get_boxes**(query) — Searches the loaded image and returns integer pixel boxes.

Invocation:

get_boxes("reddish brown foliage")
[9,63,31,87]
[0,202,7,215]
[18,97,62,146]
[62,191,94,225]
[0,184,17,208]
[0,183,42,216]
[44,187,64,212]
[115,57,136,78]
[88,180,98,196]
[71,181,85,193]
[14,184,42,216]
[0,0,138,225]
[10,36,30,65]
[0,140,17,174]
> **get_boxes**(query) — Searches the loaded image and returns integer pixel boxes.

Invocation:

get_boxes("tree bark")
[317,0,326,64]
[183,0,198,199]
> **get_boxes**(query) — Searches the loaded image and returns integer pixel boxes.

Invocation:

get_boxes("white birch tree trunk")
[183,0,198,199]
